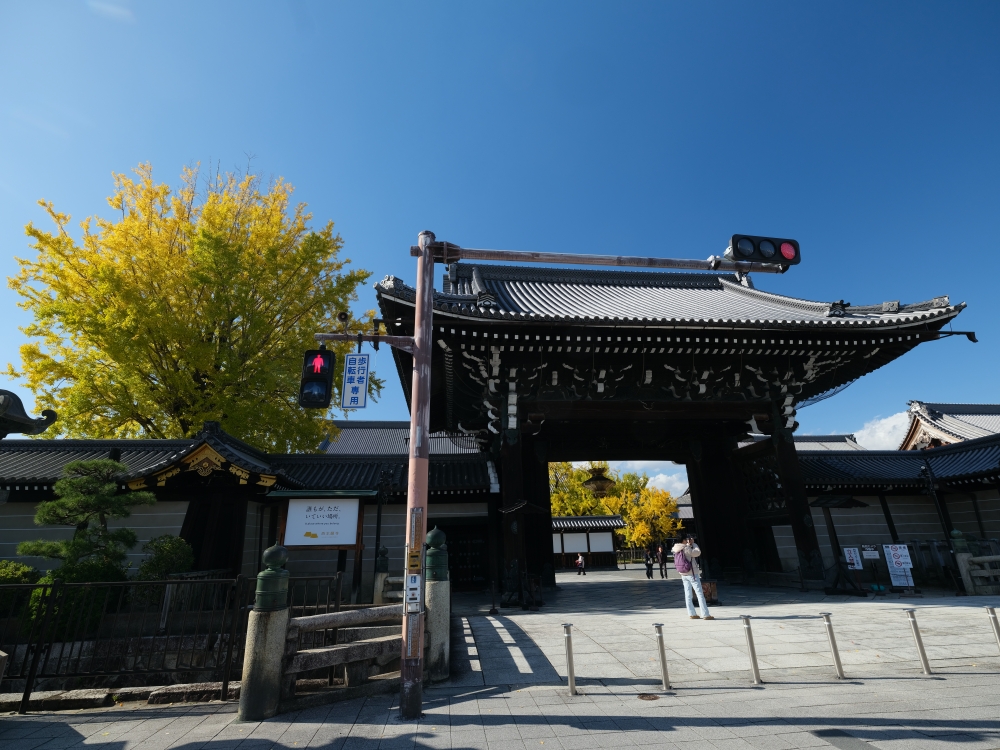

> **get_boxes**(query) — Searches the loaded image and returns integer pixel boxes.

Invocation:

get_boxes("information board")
[861,544,880,559]
[843,547,864,570]
[341,353,370,409]
[284,498,360,547]
[883,543,914,587]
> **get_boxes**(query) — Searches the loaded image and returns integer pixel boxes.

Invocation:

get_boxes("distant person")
[644,550,654,579]
[672,536,713,620]
[576,553,586,576]
[656,544,668,579]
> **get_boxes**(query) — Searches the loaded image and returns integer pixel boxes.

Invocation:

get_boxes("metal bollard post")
[740,615,763,685]
[563,623,577,696]
[986,607,1000,655]
[818,613,845,679]
[652,623,671,690]
[903,608,932,675]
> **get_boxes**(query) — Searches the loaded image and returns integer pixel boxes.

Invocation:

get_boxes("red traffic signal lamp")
[730,234,800,265]
[298,347,335,409]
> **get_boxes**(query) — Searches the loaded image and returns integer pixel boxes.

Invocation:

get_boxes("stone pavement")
[4,569,1000,750]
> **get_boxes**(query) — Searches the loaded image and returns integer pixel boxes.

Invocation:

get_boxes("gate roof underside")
[376,264,964,436]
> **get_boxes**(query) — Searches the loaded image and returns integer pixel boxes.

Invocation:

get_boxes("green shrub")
[0,559,40,585]
[27,559,129,640]
[137,535,195,580]
[0,560,40,616]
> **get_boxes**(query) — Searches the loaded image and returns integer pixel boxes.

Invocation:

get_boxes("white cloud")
[87,1,135,22]
[855,411,910,450]
[608,461,688,496]
[647,472,688,496]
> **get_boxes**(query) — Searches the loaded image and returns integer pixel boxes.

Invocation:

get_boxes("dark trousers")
[645,565,654,579]
[577,567,586,575]
[658,563,667,579]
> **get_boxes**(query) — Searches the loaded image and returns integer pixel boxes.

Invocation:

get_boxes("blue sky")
[2,2,998,489]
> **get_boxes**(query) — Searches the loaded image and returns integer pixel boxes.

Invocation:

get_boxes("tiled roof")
[0,427,494,495]
[794,435,864,451]
[323,421,480,456]
[0,438,195,483]
[377,264,964,330]
[906,401,1000,443]
[741,434,864,451]
[552,515,626,531]
[800,431,1000,489]
[270,454,493,494]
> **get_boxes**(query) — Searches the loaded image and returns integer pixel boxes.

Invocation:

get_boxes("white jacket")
[671,542,702,577]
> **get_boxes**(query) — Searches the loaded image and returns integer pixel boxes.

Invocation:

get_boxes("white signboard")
[284,498,360,547]
[883,544,914,587]
[341,353,370,409]
[861,544,880,559]
[843,547,864,570]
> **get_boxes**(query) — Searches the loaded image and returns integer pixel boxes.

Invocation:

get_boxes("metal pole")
[399,230,436,720]
[818,612,845,679]
[652,623,671,690]
[986,607,1000,655]
[741,615,763,685]
[563,623,577,695]
[903,608,932,675]
[456,247,787,274]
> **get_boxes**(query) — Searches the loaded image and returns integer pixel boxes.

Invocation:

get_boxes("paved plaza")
[4,569,1000,750]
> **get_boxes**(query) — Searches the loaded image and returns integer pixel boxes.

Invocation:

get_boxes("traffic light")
[298,348,335,408]
[729,234,800,265]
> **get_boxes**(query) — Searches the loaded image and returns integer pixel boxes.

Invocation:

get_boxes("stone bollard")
[424,526,451,682]
[373,546,389,605]
[237,545,290,722]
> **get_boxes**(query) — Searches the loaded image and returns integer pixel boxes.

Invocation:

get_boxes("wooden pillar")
[967,492,988,539]
[487,493,501,591]
[686,436,747,576]
[499,434,525,594]
[821,506,842,562]
[878,494,900,543]
[927,485,954,538]
[772,434,824,579]
[523,439,555,586]
[351,504,366,603]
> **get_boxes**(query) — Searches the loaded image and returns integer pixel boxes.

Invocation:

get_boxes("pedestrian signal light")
[730,234,800,265]
[298,348,335,409]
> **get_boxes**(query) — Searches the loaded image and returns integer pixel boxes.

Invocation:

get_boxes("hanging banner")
[843,547,864,570]
[883,543,914,587]
[284,498,360,547]
[341,353,370,409]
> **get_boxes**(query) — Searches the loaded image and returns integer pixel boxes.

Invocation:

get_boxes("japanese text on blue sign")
[341,353,370,409]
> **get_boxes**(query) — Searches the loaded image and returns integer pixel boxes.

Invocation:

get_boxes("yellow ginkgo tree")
[7,163,374,451]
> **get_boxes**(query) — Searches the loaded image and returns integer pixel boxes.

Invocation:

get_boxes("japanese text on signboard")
[341,353,370,409]
[284,498,360,547]
[883,543,914,587]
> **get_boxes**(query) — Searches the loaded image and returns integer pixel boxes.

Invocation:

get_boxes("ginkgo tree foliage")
[7,163,377,451]
[549,461,681,549]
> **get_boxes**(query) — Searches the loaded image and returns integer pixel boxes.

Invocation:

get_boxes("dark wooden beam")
[878,493,901,543]
[773,434,824,580]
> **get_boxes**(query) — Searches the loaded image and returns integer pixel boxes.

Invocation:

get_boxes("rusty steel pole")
[399,230,436,720]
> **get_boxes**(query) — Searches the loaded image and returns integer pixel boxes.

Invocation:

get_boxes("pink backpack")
[673,549,692,574]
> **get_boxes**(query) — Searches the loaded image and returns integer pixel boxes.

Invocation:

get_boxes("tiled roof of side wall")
[0,440,194,483]
[799,431,1000,486]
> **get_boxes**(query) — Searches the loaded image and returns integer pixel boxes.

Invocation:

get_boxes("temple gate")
[376,262,965,595]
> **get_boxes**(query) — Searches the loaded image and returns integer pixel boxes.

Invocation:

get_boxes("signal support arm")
[314,332,416,354]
